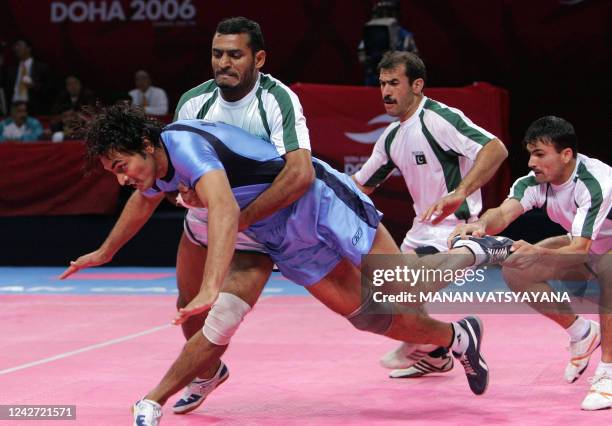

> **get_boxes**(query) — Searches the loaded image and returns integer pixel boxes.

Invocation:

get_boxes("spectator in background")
[0,101,43,142]
[51,75,95,114]
[358,0,419,86]
[129,70,168,116]
[0,40,8,115]
[3,39,54,114]
[51,109,80,142]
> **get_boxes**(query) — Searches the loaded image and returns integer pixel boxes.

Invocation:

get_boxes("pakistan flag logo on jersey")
[412,151,427,165]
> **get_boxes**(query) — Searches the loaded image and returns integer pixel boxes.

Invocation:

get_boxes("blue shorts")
[246,161,381,286]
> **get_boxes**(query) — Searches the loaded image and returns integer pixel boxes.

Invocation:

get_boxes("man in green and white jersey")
[171,16,315,414]
[353,51,508,376]
[64,17,315,416]
[451,116,611,410]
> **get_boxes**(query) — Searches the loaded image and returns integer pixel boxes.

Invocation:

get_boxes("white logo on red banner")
[344,113,396,144]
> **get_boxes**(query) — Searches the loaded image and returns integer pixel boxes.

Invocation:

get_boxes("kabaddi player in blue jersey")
[68,106,513,425]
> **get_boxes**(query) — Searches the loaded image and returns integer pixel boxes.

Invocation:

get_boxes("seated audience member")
[51,75,95,114]
[0,101,43,141]
[129,70,168,116]
[51,109,80,142]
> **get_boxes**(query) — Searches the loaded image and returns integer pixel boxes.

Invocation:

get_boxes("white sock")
[451,240,485,266]
[450,322,469,354]
[595,361,612,377]
[566,316,590,342]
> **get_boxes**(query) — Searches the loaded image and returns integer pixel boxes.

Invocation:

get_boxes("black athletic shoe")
[451,235,514,266]
[453,316,489,395]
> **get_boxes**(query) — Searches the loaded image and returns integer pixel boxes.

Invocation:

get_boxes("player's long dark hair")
[82,104,163,167]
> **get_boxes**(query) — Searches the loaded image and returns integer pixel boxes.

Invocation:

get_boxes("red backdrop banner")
[292,82,512,242]
[0,141,120,216]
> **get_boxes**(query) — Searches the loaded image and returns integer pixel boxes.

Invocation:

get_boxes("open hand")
[59,249,112,279]
[172,291,218,325]
[420,191,466,225]
[447,222,487,248]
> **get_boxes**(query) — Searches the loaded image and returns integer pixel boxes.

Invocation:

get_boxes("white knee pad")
[202,292,252,346]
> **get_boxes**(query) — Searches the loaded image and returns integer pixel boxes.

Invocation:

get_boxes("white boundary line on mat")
[0,324,172,375]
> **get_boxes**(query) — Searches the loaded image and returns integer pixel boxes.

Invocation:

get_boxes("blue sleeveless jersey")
[144,119,381,285]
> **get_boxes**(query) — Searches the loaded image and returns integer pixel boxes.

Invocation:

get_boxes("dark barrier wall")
[1,0,610,171]
[0,142,119,216]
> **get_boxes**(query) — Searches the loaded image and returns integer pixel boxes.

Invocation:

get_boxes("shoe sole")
[389,359,454,378]
[389,367,454,378]
[581,403,612,411]
[173,373,230,415]
[464,316,489,395]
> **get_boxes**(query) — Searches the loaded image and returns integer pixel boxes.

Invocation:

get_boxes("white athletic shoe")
[565,320,601,383]
[389,351,454,378]
[380,343,453,375]
[133,399,162,426]
[581,372,612,410]
[172,361,229,414]
[380,343,423,369]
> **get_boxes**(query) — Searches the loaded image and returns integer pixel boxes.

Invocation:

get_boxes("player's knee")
[345,290,393,335]
[202,292,252,346]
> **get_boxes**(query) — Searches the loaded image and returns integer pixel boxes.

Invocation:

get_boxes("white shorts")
[400,217,476,253]
[184,208,269,253]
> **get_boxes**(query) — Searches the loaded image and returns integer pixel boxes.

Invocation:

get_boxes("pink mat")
[1,295,608,425]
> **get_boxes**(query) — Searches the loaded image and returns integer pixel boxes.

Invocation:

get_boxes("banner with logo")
[292,82,511,243]
[0,142,120,216]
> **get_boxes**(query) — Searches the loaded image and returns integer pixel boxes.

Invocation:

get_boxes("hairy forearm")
[538,240,591,268]
[456,139,507,197]
[479,207,513,235]
[201,200,239,293]
[100,191,162,257]
[240,153,314,227]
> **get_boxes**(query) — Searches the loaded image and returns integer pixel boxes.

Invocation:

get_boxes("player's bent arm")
[545,236,591,256]
[507,236,591,270]
[351,175,375,195]
[195,170,239,295]
[455,139,507,198]
[238,148,315,229]
[479,198,524,235]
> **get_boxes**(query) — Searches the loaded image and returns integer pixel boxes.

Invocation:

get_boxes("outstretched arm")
[59,190,164,278]
[447,198,524,247]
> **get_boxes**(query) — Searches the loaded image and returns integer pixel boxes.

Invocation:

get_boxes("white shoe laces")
[487,247,510,264]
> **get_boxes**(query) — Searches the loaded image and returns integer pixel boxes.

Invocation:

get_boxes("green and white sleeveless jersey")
[174,73,310,155]
[509,154,612,254]
[354,96,497,223]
